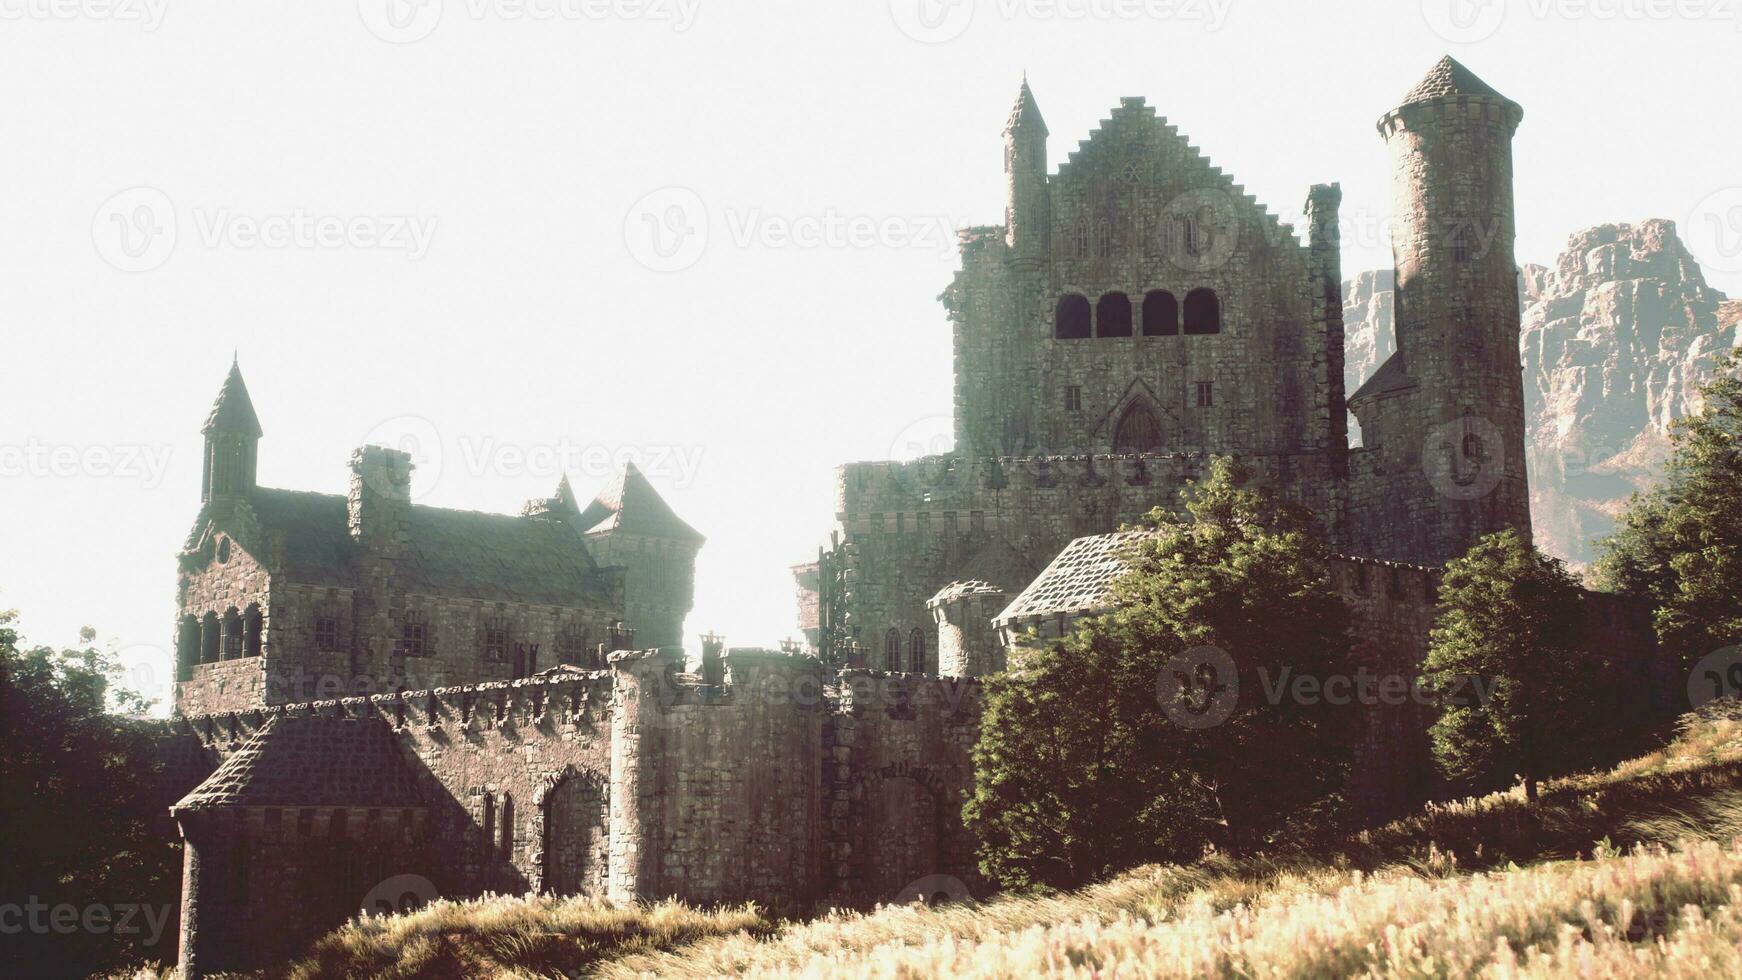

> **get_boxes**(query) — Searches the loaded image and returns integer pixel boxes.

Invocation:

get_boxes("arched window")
[1072,221,1089,258]
[500,793,515,860]
[1096,292,1133,338]
[909,628,928,674]
[1114,402,1164,453]
[1183,288,1221,335]
[177,616,200,680]
[244,604,263,658]
[221,607,242,660]
[884,628,902,672]
[1055,294,1091,340]
[1451,224,1473,263]
[1142,291,1179,336]
[481,792,496,863]
[200,612,220,664]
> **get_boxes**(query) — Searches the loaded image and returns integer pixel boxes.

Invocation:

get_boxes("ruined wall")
[823,672,984,905]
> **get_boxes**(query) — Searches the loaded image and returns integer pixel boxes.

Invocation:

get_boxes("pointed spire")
[578,460,704,543]
[1005,75,1048,137]
[1397,55,1510,109]
[202,360,263,438]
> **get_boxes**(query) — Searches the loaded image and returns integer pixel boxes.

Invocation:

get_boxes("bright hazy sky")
[2,0,1737,712]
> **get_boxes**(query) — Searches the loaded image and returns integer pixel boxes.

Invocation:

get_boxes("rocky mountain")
[1344,220,1740,567]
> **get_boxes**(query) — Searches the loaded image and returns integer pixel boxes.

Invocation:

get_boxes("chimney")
[348,446,413,553]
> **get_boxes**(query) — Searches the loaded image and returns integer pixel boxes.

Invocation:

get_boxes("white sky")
[2,0,1737,712]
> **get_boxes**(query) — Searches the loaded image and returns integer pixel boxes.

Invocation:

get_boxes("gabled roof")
[1348,352,1416,405]
[172,714,423,814]
[578,462,704,543]
[202,361,263,438]
[1398,56,1510,109]
[203,487,615,606]
[994,529,1159,624]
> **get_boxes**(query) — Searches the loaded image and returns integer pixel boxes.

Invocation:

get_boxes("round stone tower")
[1376,55,1532,564]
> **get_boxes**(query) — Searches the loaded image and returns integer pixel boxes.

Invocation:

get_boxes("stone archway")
[531,765,609,896]
[1113,401,1163,453]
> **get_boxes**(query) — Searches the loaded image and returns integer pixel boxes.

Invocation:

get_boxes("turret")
[1003,76,1050,265]
[1305,183,1348,468]
[579,462,704,649]
[200,360,262,502]
[1356,56,1532,564]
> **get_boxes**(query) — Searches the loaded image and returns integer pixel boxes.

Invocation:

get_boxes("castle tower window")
[244,604,263,658]
[1114,402,1164,453]
[1183,215,1204,257]
[885,628,902,672]
[1065,385,1082,412]
[1142,291,1179,336]
[1095,221,1113,257]
[1096,292,1133,338]
[200,612,220,664]
[177,615,200,680]
[1055,294,1091,340]
[401,610,429,657]
[481,792,496,864]
[1184,288,1222,335]
[557,626,588,667]
[483,617,510,662]
[1196,381,1214,408]
[1072,221,1089,258]
[313,605,340,652]
[499,793,515,860]
[1450,223,1473,263]
[221,607,243,660]
[909,628,928,674]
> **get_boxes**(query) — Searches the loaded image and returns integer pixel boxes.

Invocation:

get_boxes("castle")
[161,58,1661,978]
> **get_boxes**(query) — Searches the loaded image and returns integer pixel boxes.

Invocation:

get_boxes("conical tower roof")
[578,461,704,542]
[1005,76,1048,136]
[201,360,263,438]
[1397,56,1511,109]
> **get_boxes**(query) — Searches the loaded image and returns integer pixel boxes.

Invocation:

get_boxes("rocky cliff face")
[1343,219,1739,567]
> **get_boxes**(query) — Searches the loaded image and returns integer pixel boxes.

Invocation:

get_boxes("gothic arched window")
[221,607,243,660]
[909,628,928,674]
[1184,288,1222,335]
[1055,294,1091,340]
[885,628,902,672]
[244,604,263,658]
[1114,403,1164,453]
[1142,291,1179,336]
[177,616,200,680]
[1097,292,1133,338]
[201,612,220,664]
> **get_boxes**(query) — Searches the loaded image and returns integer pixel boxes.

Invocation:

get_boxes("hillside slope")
[238,702,1742,979]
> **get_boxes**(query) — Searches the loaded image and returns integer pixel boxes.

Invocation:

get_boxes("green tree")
[1423,531,1596,802]
[965,458,1356,889]
[0,608,184,977]
[1595,350,1742,674]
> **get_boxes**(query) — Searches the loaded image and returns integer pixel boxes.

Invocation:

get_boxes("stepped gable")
[225,488,612,605]
[1052,95,1299,247]
[578,461,704,542]
[171,713,423,814]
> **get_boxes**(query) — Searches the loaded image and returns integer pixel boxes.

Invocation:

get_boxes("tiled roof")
[237,488,614,606]
[202,362,263,437]
[1398,56,1509,108]
[1349,352,1416,404]
[172,714,423,813]
[579,461,704,542]
[994,529,1159,623]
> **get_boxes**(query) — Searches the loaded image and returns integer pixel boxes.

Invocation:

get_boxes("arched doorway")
[1113,402,1163,453]
[536,768,609,896]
